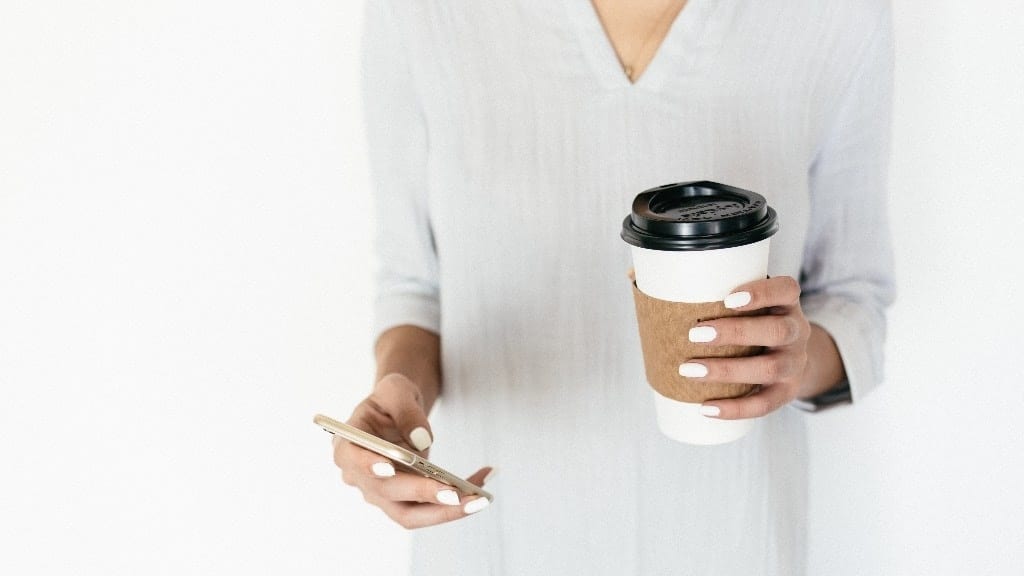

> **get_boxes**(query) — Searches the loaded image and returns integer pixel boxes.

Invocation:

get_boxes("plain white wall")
[807,3,1024,575]
[1,2,1021,575]
[0,2,405,574]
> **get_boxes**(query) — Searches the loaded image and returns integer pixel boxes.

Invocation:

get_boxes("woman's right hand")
[332,372,493,529]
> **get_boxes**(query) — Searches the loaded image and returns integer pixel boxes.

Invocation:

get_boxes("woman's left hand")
[681,276,813,420]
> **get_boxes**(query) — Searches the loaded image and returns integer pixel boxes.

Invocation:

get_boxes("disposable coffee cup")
[621,181,779,445]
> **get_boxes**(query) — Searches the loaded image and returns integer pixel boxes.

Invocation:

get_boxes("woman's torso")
[378,1,882,573]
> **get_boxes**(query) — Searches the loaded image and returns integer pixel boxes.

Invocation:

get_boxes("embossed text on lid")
[621,181,779,251]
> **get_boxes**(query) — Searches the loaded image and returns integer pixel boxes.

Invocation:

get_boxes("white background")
[1,2,1022,574]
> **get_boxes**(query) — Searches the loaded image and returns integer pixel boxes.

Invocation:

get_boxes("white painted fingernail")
[700,405,721,417]
[371,462,396,477]
[437,489,460,506]
[482,467,498,486]
[409,427,432,451]
[464,498,490,515]
[689,326,717,343]
[724,291,751,309]
[678,362,708,378]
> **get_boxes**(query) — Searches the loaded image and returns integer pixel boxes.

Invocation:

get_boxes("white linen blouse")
[360,1,895,574]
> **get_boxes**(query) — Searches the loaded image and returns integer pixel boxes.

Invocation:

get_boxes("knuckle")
[780,276,801,302]
[799,317,811,340]
[754,397,774,417]
[762,358,782,382]
[737,395,770,418]
[376,373,419,400]
[764,316,797,345]
[776,355,797,379]
[726,321,746,343]
[714,360,736,381]
[332,441,351,467]
[782,317,800,343]
[766,319,788,345]
[771,395,788,413]
[766,389,791,415]
[788,352,807,377]
[352,397,377,419]
[373,373,401,392]
[334,443,359,469]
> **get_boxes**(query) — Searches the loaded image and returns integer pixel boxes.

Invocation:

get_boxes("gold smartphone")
[314,413,493,501]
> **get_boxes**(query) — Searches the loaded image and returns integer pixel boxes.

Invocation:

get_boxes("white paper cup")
[621,181,778,445]
[632,239,770,444]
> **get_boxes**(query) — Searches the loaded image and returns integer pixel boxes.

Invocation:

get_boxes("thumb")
[465,466,495,488]
[374,373,434,453]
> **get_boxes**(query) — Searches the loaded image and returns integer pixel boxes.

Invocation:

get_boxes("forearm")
[374,325,442,413]
[797,323,846,400]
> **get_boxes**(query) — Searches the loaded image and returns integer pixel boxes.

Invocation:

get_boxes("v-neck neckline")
[567,0,712,92]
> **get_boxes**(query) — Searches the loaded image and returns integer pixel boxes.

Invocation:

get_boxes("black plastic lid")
[620,181,778,251]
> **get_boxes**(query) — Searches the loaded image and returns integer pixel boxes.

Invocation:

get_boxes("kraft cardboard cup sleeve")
[621,181,779,445]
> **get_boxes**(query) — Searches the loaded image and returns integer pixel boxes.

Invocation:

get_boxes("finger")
[679,351,803,385]
[372,471,466,505]
[333,441,397,485]
[691,314,805,347]
[372,374,433,452]
[723,276,801,310]
[701,382,797,420]
[465,466,495,487]
[376,496,492,530]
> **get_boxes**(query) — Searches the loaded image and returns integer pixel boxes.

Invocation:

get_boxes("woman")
[333,0,894,573]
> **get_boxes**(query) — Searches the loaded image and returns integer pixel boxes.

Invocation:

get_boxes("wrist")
[374,325,442,411]
[797,323,846,400]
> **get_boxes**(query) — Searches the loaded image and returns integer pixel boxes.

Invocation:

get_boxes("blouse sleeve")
[361,1,440,343]
[798,6,896,408]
